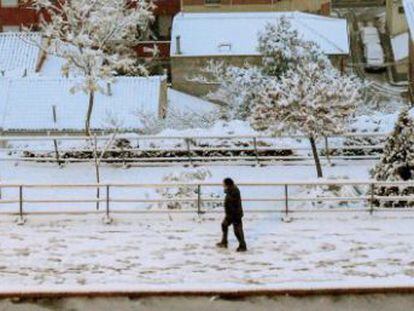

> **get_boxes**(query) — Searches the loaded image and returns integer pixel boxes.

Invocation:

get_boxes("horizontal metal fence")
[0,132,389,165]
[1,180,413,225]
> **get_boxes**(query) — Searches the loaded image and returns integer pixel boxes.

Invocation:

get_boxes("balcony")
[134,41,171,59]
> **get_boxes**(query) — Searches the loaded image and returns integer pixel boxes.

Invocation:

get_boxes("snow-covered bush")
[155,168,221,210]
[257,17,329,77]
[135,107,219,135]
[192,61,265,120]
[372,109,414,207]
[294,176,362,209]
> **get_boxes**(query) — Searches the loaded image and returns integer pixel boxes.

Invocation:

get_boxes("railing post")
[370,183,375,215]
[185,138,193,166]
[253,137,260,166]
[17,185,25,225]
[324,136,332,166]
[103,185,112,224]
[282,184,292,222]
[197,184,202,216]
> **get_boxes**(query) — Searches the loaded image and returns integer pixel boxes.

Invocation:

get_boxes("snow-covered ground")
[2,160,413,290]
[2,212,414,290]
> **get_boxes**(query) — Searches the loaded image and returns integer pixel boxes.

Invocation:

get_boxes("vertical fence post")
[253,137,260,166]
[282,184,292,222]
[370,183,375,215]
[197,184,202,216]
[51,105,62,167]
[324,136,332,166]
[103,185,112,224]
[185,138,193,166]
[17,185,25,225]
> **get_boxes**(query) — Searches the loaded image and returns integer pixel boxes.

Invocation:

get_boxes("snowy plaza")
[2,0,414,309]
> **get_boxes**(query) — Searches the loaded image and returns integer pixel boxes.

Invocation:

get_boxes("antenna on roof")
[107,83,112,96]
[176,35,182,55]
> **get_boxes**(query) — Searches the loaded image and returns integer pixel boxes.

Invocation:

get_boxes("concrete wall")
[386,0,408,36]
[171,55,346,98]
[159,78,168,118]
[3,293,414,311]
[409,35,414,101]
[182,0,331,15]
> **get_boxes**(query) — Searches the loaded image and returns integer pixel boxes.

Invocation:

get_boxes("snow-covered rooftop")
[391,32,409,61]
[167,88,218,115]
[171,12,350,57]
[0,76,165,132]
[0,32,42,76]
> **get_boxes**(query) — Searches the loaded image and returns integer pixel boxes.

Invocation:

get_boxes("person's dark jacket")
[224,185,243,220]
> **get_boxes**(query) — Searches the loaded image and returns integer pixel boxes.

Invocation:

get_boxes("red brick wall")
[0,0,180,28]
[153,0,180,15]
[0,7,37,26]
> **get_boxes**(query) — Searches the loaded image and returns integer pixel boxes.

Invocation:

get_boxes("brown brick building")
[181,0,331,15]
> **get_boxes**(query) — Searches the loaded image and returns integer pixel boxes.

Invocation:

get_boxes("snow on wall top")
[391,32,409,61]
[0,76,164,132]
[171,12,349,57]
[0,32,41,76]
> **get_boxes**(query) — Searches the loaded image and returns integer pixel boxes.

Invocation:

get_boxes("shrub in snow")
[257,17,328,77]
[135,107,218,135]
[27,0,154,136]
[294,176,362,209]
[155,168,221,210]
[372,109,414,207]
[192,61,266,120]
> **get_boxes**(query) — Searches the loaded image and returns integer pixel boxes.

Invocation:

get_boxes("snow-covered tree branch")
[193,17,365,178]
[26,0,155,136]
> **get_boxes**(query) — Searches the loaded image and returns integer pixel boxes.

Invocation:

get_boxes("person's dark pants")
[221,217,246,247]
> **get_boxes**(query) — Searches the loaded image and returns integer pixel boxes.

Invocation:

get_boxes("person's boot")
[217,220,229,248]
[216,240,228,248]
[234,223,247,252]
[236,244,247,252]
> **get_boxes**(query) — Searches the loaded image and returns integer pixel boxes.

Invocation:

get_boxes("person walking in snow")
[216,178,247,252]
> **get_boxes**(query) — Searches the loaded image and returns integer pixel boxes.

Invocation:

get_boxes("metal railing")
[0,131,389,165]
[2,180,414,225]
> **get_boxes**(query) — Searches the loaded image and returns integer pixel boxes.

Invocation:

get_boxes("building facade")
[387,0,408,36]
[402,0,414,101]
[181,0,331,15]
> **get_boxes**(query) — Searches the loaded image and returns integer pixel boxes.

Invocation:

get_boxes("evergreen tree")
[372,109,414,207]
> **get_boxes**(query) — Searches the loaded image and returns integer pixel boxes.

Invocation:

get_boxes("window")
[399,6,405,14]
[205,0,221,5]
[2,25,20,32]
[1,0,19,7]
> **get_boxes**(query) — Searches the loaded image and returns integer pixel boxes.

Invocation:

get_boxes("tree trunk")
[85,91,95,137]
[309,136,323,178]
[85,91,100,209]
[93,134,101,210]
